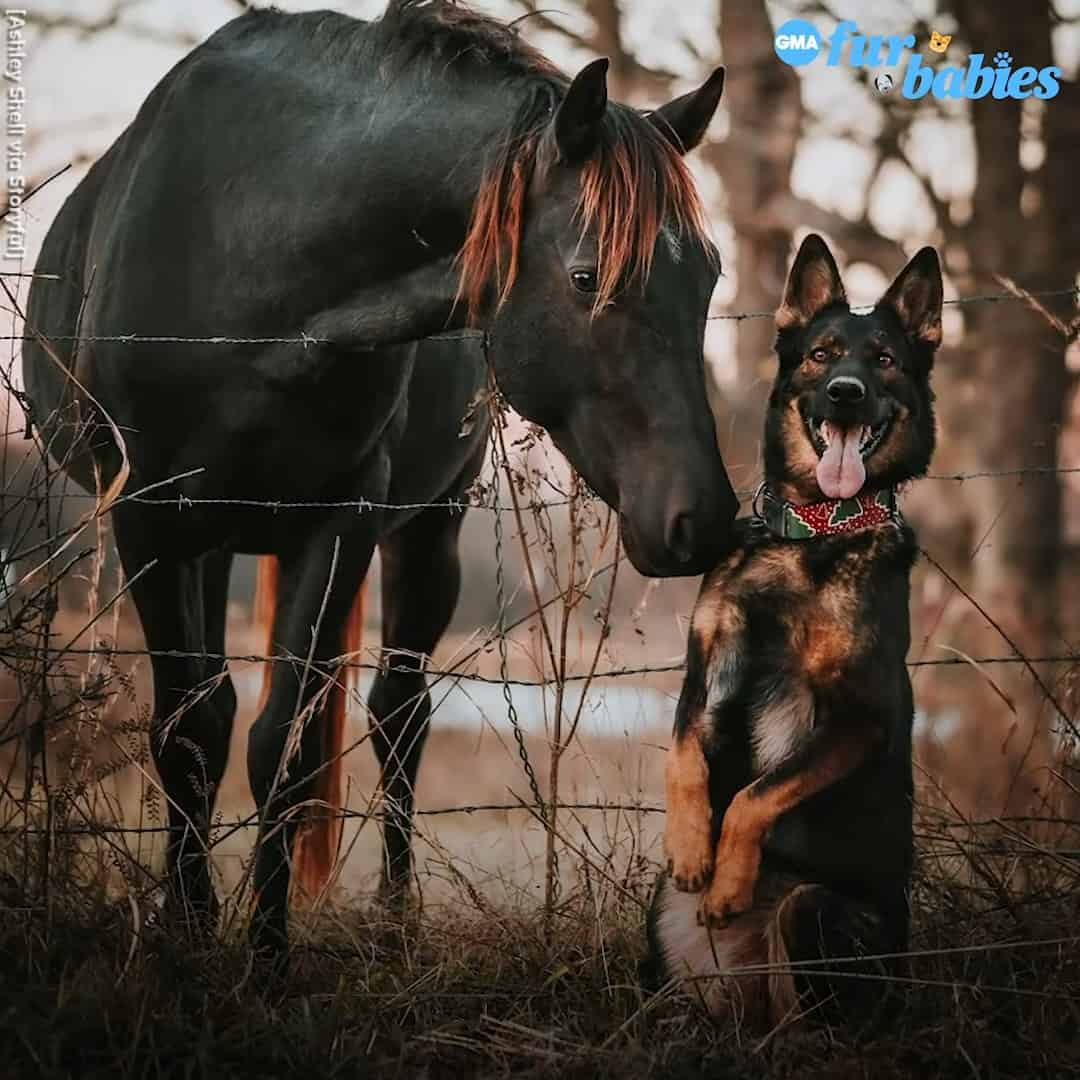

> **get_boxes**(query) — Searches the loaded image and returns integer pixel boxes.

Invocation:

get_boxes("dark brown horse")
[23,0,735,962]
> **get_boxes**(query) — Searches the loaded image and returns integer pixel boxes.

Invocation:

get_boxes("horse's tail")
[253,554,367,902]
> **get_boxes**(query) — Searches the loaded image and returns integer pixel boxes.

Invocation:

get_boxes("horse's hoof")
[377,894,408,921]
[376,876,411,918]
[249,913,290,980]
[254,946,290,987]
[149,881,220,939]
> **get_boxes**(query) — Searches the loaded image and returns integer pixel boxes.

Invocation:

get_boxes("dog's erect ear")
[879,247,944,348]
[555,58,609,165]
[776,234,847,330]
[648,67,725,153]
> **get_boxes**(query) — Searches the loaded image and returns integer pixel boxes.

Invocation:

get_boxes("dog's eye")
[570,269,598,294]
[877,353,896,370]
[809,348,829,362]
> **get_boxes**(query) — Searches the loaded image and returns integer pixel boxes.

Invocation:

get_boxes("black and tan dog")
[646,234,943,1026]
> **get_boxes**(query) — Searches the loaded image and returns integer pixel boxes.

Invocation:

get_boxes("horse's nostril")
[827,376,866,405]
[666,512,697,564]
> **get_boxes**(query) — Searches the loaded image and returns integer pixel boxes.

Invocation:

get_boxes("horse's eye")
[570,268,598,294]
[878,353,896,370]
[809,347,829,362]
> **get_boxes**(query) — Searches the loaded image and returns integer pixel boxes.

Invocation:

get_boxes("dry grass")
[2,804,1079,1079]
[2,665,1079,1079]
[2,562,1079,1078]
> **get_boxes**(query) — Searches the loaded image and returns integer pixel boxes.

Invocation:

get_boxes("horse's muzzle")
[619,470,739,577]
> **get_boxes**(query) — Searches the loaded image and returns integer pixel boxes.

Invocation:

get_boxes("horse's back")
[48,11,387,332]
[21,7,457,515]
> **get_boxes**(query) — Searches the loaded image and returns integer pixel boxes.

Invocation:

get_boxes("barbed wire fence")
[1,265,1079,951]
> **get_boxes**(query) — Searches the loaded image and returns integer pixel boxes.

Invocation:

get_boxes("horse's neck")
[383,71,541,226]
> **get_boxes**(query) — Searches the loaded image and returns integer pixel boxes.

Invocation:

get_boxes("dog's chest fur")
[693,522,910,774]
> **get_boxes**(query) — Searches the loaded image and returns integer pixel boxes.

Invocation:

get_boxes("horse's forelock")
[456,100,714,323]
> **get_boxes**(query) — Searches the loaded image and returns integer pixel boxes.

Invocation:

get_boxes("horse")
[22,0,736,962]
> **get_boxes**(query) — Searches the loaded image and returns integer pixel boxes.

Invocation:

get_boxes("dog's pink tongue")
[816,425,866,499]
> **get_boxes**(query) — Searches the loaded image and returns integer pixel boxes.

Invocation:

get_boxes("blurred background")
[1,0,1078,905]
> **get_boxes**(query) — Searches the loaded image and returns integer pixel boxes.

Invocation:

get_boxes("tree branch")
[756,193,906,269]
[513,0,678,98]
[25,0,250,49]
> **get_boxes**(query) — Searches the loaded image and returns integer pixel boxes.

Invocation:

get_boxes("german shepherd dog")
[646,234,943,1027]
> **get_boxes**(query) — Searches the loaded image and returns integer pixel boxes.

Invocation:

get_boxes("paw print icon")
[994,51,1013,68]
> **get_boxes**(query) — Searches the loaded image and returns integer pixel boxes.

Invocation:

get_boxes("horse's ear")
[879,247,944,348]
[776,234,847,330]
[648,67,725,153]
[555,58,609,164]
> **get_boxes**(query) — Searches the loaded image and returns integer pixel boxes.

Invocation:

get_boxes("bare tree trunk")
[945,0,1078,814]
[705,0,800,477]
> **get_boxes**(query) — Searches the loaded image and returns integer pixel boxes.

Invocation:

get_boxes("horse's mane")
[255,0,714,319]
[375,0,560,79]
[375,1,714,319]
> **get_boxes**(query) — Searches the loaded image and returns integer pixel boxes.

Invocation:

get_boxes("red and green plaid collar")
[754,484,902,540]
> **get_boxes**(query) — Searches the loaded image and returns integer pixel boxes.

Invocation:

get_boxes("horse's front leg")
[114,515,236,934]
[304,254,466,350]
[368,495,471,909]
[246,521,378,966]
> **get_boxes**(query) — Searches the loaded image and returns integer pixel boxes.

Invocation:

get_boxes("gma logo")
[775,31,821,51]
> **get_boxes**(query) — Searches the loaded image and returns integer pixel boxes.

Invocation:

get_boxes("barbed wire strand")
[2,644,1078,679]
[3,464,1078,520]
[2,286,1076,343]
[4,803,1080,845]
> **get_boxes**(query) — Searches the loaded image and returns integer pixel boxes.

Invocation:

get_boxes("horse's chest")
[130,346,412,494]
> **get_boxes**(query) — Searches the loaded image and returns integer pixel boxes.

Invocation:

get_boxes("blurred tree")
[707,0,801,471]
[939,0,1079,811]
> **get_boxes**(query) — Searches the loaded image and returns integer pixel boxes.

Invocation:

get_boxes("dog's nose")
[826,376,866,405]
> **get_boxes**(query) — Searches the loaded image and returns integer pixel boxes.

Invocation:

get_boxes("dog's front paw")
[664,822,714,892]
[696,850,759,927]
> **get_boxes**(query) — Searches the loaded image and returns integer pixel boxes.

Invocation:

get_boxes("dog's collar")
[753,483,902,540]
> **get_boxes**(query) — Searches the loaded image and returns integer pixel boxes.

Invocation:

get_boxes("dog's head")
[765,234,943,503]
